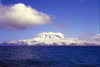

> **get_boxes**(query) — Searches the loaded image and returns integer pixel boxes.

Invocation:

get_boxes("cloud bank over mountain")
[0,3,51,30]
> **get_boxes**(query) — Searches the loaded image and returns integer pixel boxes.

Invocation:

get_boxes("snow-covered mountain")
[0,32,100,46]
[6,32,80,46]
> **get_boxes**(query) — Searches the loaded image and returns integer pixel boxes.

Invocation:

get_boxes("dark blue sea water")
[0,46,100,67]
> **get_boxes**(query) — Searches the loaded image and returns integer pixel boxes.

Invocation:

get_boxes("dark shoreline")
[0,45,100,47]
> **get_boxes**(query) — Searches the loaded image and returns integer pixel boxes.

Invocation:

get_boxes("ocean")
[0,46,100,67]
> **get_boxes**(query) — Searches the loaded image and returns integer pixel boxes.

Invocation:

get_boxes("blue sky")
[0,0,99,41]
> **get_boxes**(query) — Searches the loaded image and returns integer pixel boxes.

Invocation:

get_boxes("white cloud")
[75,34,100,45]
[82,34,100,45]
[0,3,51,30]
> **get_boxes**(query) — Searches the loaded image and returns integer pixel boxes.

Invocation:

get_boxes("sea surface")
[0,46,100,67]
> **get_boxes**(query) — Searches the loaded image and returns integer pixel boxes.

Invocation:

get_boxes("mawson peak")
[34,32,66,39]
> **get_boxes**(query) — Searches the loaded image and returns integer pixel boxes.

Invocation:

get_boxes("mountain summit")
[35,32,66,39]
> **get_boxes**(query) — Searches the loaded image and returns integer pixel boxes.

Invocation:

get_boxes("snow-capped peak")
[35,32,66,40]
[8,32,73,45]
